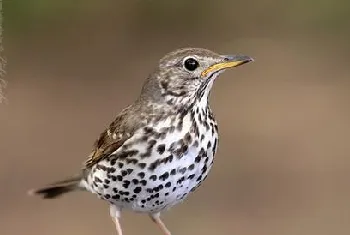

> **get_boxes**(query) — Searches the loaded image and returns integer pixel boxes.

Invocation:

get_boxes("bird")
[29,48,253,235]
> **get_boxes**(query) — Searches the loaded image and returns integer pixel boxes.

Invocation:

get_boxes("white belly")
[84,109,218,213]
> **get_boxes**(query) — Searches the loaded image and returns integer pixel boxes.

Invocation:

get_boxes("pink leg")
[110,205,123,235]
[150,212,172,235]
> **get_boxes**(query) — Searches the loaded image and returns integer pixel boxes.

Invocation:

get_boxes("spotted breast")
[85,100,218,213]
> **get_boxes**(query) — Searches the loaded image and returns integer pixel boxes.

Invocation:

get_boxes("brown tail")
[29,175,82,199]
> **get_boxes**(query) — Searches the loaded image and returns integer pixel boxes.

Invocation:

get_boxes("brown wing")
[84,108,133,169]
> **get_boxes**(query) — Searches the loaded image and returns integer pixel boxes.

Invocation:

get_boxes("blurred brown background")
[1,0,350,235]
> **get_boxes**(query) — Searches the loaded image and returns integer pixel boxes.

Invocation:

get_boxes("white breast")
[84,104,218,213]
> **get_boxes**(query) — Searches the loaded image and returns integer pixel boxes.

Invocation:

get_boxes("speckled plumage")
[30,48,253,235]
[84,96,218,213]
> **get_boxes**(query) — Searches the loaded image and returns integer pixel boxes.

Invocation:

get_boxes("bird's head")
[139,48,253,110]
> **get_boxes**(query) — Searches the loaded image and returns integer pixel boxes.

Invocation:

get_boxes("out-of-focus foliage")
[5,0,350,36]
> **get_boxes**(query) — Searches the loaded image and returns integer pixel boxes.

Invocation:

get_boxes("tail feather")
[29,175,82,199]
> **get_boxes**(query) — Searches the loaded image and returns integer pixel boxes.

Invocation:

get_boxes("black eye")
[184,58,199,71]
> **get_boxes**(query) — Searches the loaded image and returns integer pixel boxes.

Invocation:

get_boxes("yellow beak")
[201,55,253,78]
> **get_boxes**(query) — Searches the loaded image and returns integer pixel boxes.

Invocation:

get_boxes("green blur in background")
[1,1,350,235]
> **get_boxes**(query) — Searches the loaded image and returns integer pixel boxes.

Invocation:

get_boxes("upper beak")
[201,55,254,77]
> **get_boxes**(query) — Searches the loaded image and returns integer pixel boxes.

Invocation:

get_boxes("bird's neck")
[136,92,211,120]
[136,79,213,119]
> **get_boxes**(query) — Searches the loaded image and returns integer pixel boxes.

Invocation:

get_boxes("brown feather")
[84,105,141,169]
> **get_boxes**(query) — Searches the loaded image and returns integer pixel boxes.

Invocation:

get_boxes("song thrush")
[30,48,253,235]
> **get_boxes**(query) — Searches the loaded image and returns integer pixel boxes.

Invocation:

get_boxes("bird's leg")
[150,212,172,235]
[110,205,123,235]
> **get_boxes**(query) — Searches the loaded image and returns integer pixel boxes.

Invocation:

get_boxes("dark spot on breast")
[126,158,138,164]
[138,172,145,179]
[150,175,157,181]
[96,164,108,171]
[141,151,152,158]
[188,164,195,170]
[138,163,147,169]
[133,187,142,194]
[149,159,161,171]
[201,164,208,174]
[184,133,192,144]
[147,188,153,193]
[202,174,208,182]
[214,124,218,132]
[144,127,154,134]
[188,174,195,180]
[168,142,176,152]
[165,182,171,188]
[193,121,200,137]
[94,177,102,183]
[190,111,196,121]
[159,172,169,181]
[147,139,157,149]
[198,113,203,123]
[110,159,117,166]
[162,154,173,164]
[157,144,166,154]
[204,121,210,131]
[212,138,218,155]
[116,175,123,181]
[207,141,212,148]
[119,150,134,160]
[179,167,187,174]
[177,119,183,131]
[118,162,124,168]
[199,148,206,157]
[182,145,188,154]
[122,180,130,189]
[160,80,168,90]
[132,179,139,185]
[153,186,159,192]
[177,176,185,184]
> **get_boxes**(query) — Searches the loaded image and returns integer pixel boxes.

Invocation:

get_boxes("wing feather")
[84,107,134,169]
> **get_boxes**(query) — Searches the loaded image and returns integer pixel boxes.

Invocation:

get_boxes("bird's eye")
[183,57,199,71]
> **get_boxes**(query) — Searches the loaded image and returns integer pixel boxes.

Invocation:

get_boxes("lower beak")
[201,55,253,77]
